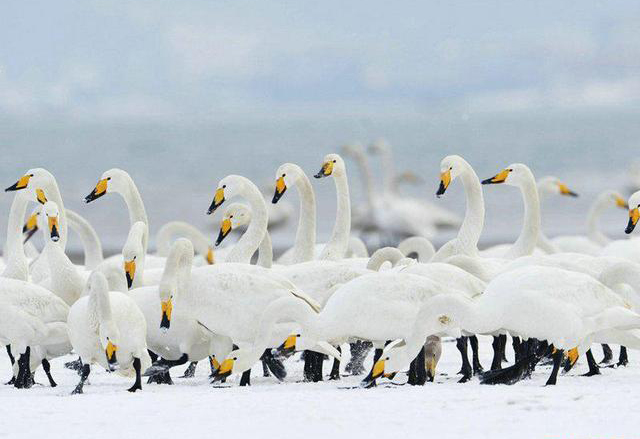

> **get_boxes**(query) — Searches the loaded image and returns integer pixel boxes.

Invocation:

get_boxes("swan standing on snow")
[67,271,150,394]
[365,266,640,387]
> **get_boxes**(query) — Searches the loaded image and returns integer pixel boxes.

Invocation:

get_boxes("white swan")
[84,168,165,269]
[549,190,628,255]
[129,239,233,383]
[397,236,435,262]
[67,271,150,394]
[215,202,273,267]
[214,271,464,379]
[368,266,640,386]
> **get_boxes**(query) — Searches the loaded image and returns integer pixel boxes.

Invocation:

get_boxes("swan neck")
[586,195,611,245]
[156,222,209,257]
[90,286,113,325]
[367,247,404,271]
[256,231,273,268]
[320,172,351,261]
[354,153,377,210]
[380,150,396,194]
[2,195,30,280]
[121,176,149,252]
[161,243,194,299]
[292,172,317,263]
[225,181,268,264]
[66,209,104,270]
[457,165,485,253]
[506,176,541,259]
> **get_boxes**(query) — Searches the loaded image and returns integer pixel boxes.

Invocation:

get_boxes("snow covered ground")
[1,336,638,438]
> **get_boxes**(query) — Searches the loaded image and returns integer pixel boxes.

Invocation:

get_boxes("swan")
[366,266,640,386]
[67,271,150,394]
[432,155,484,262]
[129,239,233,384]
[599,190,640,263]
[84,168,165,270]
[367,140,461,229]
[155,221,215,265]
[549,190,627,255]
[212,271,464,381]
[215,202,273,267]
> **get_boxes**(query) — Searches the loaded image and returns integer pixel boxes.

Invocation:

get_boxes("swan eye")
[107,177,111,181]
[449,167,452,170]
[282,173,286,177]
[230,215,233,219]
[30,173,34,177]
[508,169,513,172]
[222,185,226,189]
[332,160,336,163]
[233,357,237,361]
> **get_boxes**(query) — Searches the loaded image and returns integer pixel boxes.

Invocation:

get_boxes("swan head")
[625,191,640,234]
[437,155,468,197]
[122,221,146,289]
[600,190,628,210]
[367,138,391,155]
[42,201,61,243]
[481,163,538,189]
[314,153,346,179]
[207,175,246,215]
[22,207,41,243]
[215,203,252,246]
[273,163,305,204]
[85,168,130,203]
[158,281,174,331]
[537,176,579,197]
[212,348,278,382]
[5,168,52,205]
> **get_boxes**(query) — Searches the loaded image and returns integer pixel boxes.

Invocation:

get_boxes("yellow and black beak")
[482,168,511,185]
[215,218,232,246]
[209,356,220,373]
[22,213,39,243]
[106,341,118,366]
[557,183,578,197]
[626,207,639,234]
[207,187,225,215]
[35,188,48,205]
[275,334,298,358]
[124,260,136,290]
[272,176,287,203]
[5,174,31,192]
[616,196,629,210]
[206,247,215,265]
[48,216,60,242]
[211,358,234,382]
[314,161,334,179]
[160,298,173,330]
[436,169,451,197]
[85,178,108,203]
[361,359,386,388]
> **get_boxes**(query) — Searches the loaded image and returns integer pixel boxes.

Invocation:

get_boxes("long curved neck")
[457,163,485,253]
[66,209,103,270]
[156,222,209,257]
[43,242,83,305]
[120,175,149,252]
[2,195,30,281]
[161,242,194,299]
[256,231,273,268]
[367,247,405,271]
[353,152,377,210]
[126,224,148,289]
[398,237,435,263]
[320,172,351,261]
[537,232,559,254]
[225,181,268,264]
[90,286,113,325]
[506,173,541,259]
[587,194,612,245]
[292,171,317,263]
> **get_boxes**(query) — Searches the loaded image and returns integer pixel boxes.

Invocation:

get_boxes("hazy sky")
[2,0,639,122]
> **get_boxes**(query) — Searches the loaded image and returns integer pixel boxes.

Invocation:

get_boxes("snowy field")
[1,336,637,439]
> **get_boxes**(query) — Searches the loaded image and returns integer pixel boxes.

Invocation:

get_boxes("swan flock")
[2,142,640,395]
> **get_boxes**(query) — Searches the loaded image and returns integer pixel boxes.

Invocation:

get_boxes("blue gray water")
[1,109,639,255]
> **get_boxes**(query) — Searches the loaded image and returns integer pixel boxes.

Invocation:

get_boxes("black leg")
[128,357,142,392]
[415,346,427,385]
[329,346,341,380]
[5,345,15,385]
[147,370,173,385]
[600,344,613,364]
[345,341,371,375]
[490,336,502,371]
[582,349,601,376]
[618,346,628,367]
[181,362,198,378]
[313,352,324,382]
[303,351,314,382]
[512,337,521,363]
[72,363,91,394]
[148,350,158,363]
[64,356,83,372]
[469,335,483,374]
[240,369,251,386]
[260,349,287,381]
[456,337,472,383]
[262,358,270,377]
[500,334,508,363]
[545,348,563,386]
[42,359,57,387]
[15,347,33,389]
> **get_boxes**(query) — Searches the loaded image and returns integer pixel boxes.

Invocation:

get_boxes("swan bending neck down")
[272,163,317,264]
[398,237,435,263]
[432,155,484,262]
[85,168,149,253]
[156,221,214,264]
[216,202,273,268]
[207,175,267,264]
[313,153,351,261]
[122,222,148,289]
[481,164,541,259]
